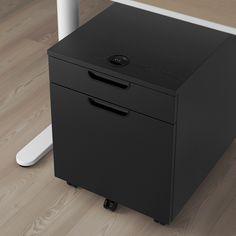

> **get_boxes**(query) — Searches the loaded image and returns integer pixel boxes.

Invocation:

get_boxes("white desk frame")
[16,0,80,166]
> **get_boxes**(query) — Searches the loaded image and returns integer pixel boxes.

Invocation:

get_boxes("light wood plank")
[0,0,32,20]
[113,0,236,34]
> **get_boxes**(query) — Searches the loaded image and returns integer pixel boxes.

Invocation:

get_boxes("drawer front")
[51,84,174,223]
[49,57,176,124]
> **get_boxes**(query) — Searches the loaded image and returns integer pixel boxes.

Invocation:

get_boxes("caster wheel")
[103,199,118,212]
[154,219,167,225]
[66,181,77,188]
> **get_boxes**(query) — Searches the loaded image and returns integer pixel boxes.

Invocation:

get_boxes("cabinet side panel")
[173,36,236,218]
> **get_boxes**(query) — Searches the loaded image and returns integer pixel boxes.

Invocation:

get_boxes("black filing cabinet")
[48,4,236,224]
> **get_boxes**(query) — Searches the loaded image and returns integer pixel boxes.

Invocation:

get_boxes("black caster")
[154,219,167,225]
[103,199,118,212]
[66,181,77,188]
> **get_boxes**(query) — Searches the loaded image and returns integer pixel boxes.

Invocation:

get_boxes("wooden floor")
[117,0,236,28]
[113,0,236,35]
[0,0,236,235]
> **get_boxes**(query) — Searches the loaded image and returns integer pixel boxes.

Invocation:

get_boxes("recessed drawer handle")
[88,71,130,89]
[88,98,129,116]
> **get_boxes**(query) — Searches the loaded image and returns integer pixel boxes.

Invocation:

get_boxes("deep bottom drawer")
[50,83,175,223]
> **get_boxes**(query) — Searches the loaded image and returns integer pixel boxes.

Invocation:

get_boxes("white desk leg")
[16,0,80,167]
[57,0,80,40]
[16,125,53,166]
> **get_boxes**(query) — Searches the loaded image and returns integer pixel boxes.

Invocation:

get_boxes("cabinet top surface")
[49,4,229,93]
[112,0,236,35]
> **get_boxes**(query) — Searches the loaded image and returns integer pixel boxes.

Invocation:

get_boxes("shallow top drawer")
[49,57,176,124]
